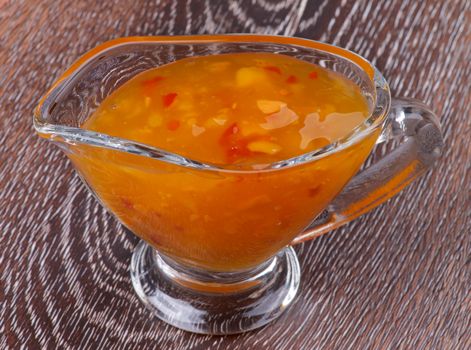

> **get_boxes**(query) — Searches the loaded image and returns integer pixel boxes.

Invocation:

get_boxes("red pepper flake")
[162,92,178,108]
[264,65,282,74]
[166,119,180,131]
[286,75,298,84]
[308,71,318,80]
[142,76,165,95]
[143,76,165,86]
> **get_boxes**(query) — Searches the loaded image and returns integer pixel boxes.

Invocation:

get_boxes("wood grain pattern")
[1,0,470,349]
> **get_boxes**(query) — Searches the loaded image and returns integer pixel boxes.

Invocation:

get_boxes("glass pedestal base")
[130,241,300,335]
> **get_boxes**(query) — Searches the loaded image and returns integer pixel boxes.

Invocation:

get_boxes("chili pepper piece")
[142,76,165,96]
[308,71,318,79]
[167,119,180,131]
[162,92,178,108]
[286,75,298,84]
[219,122,252,162]
[264,66,282,74]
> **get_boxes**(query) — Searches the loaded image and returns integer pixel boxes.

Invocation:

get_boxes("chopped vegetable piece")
[257,100,287,114]
[223,122,238,136]
[167,119,180,131]
[247,141,282,155]
[236,67,267,87]
[143,76,165,87]
[202,108,229,127]
[204,118,219,128]
[162,93,178,108]
[308,71,318,79]
[240,122,268,136]
[219,123,251,162]
[263,66,282,74]
[286,75,297,84]
[142,76,165,95]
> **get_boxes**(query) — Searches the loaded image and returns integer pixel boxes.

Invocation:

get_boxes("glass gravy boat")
[34,35,443,335]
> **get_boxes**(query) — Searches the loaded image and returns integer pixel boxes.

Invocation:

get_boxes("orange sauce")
[72,53,377,271]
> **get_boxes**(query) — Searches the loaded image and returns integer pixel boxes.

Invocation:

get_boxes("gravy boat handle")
[292,97,444,244]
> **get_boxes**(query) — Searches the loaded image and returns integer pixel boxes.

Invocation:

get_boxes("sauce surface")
[75,53,376,271]
[83,53,369,166]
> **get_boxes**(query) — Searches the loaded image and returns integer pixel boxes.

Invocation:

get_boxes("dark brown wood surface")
[1,0,470,349]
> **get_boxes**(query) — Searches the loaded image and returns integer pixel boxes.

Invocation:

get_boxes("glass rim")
[33,34,391,173]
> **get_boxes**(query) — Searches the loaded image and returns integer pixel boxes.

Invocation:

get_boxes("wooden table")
[1,0,470,349]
